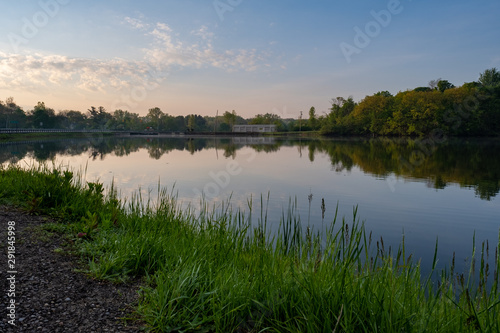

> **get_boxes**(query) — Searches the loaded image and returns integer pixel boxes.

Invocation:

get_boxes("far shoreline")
[1,129,499,145]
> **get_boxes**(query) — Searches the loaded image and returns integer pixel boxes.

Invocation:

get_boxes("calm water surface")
[2,135,499,276]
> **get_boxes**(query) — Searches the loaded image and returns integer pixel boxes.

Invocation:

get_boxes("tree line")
[1,68,499,136]
[0,101,248,133]
[317,68,500,136]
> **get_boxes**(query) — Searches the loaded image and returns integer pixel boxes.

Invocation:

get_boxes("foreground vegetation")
[1,165,500,332]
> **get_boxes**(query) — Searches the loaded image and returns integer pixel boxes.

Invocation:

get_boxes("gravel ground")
[0,206,146,332]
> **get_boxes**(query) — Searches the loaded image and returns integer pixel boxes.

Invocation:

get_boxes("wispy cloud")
[124,16,150,31]
[1,17,271,96]
[142,19,265,72]
[0,51,162,94]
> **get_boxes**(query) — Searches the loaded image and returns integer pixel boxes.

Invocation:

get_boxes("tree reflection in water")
[1,136,499,200]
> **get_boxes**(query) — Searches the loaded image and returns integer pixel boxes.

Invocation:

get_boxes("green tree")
[437,80,455,93]
[393,90,447,136]
[352,94,394,135]
[308,106,318,130]
[374,91,393,97]
[476,85,500,135]
[428,79,441,90]
[462,81,480,90]
[223,110,237,131]
[0,97,26,128]
[479,68,500,88]
[320,97,357,135]
[31,102,57,128]
[249,113,285,131]
[147,107,164,131]
[442,86,482,135]
[88,106,111,129]
[414,87,432,92]
[187,115,195,132]
[329,97,345,117]
[219,123,231,132]
[59,110,87,130]
[174,116,186,132]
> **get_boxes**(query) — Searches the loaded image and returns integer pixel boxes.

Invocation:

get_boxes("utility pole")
[214,110,218,133]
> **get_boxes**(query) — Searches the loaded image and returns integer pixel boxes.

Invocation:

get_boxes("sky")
[1,0,499,118]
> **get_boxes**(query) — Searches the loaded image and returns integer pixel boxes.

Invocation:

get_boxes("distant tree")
[462,81,480,90]
[219,123,231,132]
[479,68,500,88]
[374,91,393,97]
[392,90,447,136]
[109,109,143,131]
[339,97,356,117]
[249,113,281,125]
[5,97,16,109]
[161,114,178,131]
[329,96,356,118]
[352,94,394,135]
[414,87,432,92]
[249,113,285,131]
[59,110,87,130]
[174,116,186,132]
[194,115,207,131]
[428,79,441,90]
[437,80,455,93]
[223,110,237,129]
[443,86,483,135]
[147,107,164,131]
[32,102,56,128]
[88,106,111,129]
[330,97,346,114]
[187,115,195,132]
[0,97,26,128]
[308,106,318,130]
[319,96,358,135]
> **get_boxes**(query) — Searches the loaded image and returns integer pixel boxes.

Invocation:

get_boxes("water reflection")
[2,136,499,201]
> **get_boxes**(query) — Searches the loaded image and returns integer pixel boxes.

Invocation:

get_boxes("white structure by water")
[233,125,277,133]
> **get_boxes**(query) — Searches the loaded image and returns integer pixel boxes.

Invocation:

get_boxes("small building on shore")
[233,124,277,133]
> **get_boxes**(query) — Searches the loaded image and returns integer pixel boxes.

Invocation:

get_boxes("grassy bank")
[1,165,499,332]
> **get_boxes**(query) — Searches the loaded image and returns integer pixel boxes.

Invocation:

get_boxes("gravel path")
[0,206,145,332]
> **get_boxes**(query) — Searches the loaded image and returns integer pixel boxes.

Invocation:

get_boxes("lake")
[2,134,499,277]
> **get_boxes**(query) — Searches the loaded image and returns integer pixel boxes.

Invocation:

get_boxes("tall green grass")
[1,164,499,332]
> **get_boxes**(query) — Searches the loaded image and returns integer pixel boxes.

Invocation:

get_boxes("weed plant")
[1,164,499,332]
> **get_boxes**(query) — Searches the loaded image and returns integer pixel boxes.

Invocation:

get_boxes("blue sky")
[1,0,499,118]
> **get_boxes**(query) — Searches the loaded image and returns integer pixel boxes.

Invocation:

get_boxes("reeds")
[1,164,499,332]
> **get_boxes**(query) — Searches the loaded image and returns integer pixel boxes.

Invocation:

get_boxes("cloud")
[191,26,215,41]
[123,16,149,30]
[141,19,265,72]
[0,51,162,93]
[0,17,272,97]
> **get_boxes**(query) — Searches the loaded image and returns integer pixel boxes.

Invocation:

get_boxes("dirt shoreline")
[0,205,145,332]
